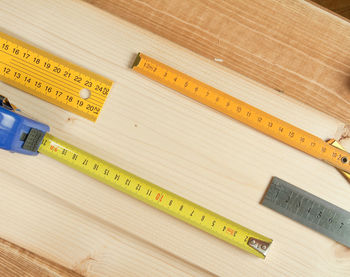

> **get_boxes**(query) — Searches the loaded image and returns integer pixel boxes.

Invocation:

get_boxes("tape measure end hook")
[248,237,272,258]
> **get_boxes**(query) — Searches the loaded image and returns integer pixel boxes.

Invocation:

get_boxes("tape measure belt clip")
[0,95,49,155]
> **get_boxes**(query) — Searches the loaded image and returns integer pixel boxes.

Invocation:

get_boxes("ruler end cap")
[132,53,142,68]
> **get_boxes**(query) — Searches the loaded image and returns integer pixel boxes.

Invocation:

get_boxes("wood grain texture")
[313,0,350,19]
[0,238,82,277]
[83,0,350,123]
[0,0,350,276]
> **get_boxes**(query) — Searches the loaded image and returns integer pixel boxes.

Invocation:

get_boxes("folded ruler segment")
[0,31,113,121]
[328,139,350,182]
[132,53,350,174]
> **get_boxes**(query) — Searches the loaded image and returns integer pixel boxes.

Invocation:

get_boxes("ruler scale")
[262,177,350,247]
[132,53,350,174]
[38,133,272,258]
[0,31,113,121]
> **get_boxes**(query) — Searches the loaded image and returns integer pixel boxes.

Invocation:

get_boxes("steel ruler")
[262,177,350,247]
[38,133,272,258]
[0,31,113,121]
[132,53,350,174]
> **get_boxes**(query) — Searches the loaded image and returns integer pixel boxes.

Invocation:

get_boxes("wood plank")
[312,0,350,19]
[83,0,350,123]
[0,238,82,277]
[0,0,350,276]
[0,171,213,276]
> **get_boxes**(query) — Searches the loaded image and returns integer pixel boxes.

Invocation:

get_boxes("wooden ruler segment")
[132,53,350,174]
[0,31,113,121]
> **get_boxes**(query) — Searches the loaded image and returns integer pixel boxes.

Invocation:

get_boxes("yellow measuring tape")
[0,32,113,122]
[132,53,350,174]
[39,133,272,258]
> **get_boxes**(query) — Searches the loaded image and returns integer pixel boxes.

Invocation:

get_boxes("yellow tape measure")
[0,32,113,122]
[132,53,350,174]
[39,133,272,258]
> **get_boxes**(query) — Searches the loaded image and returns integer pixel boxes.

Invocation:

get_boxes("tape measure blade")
[263,177,350,247]
[132,53,350,174]
[0,31,113,121]
[38,133,272,258]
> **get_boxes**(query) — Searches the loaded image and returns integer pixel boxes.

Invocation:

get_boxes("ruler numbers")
[134,53,350,173]
[263,177,350,247]
[0,33,112,121]
[40,133,272,257]
[141,57,322,151]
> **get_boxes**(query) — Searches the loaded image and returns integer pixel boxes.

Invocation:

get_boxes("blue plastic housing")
[0,106,50,155]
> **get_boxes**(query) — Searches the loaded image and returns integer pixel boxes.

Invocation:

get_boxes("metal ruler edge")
[38,133,273,258]
[262,177,350,247]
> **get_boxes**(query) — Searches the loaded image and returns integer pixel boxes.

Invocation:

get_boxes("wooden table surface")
[313,0,350,19]
[86,0,350,123]
[0,0,350,276]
